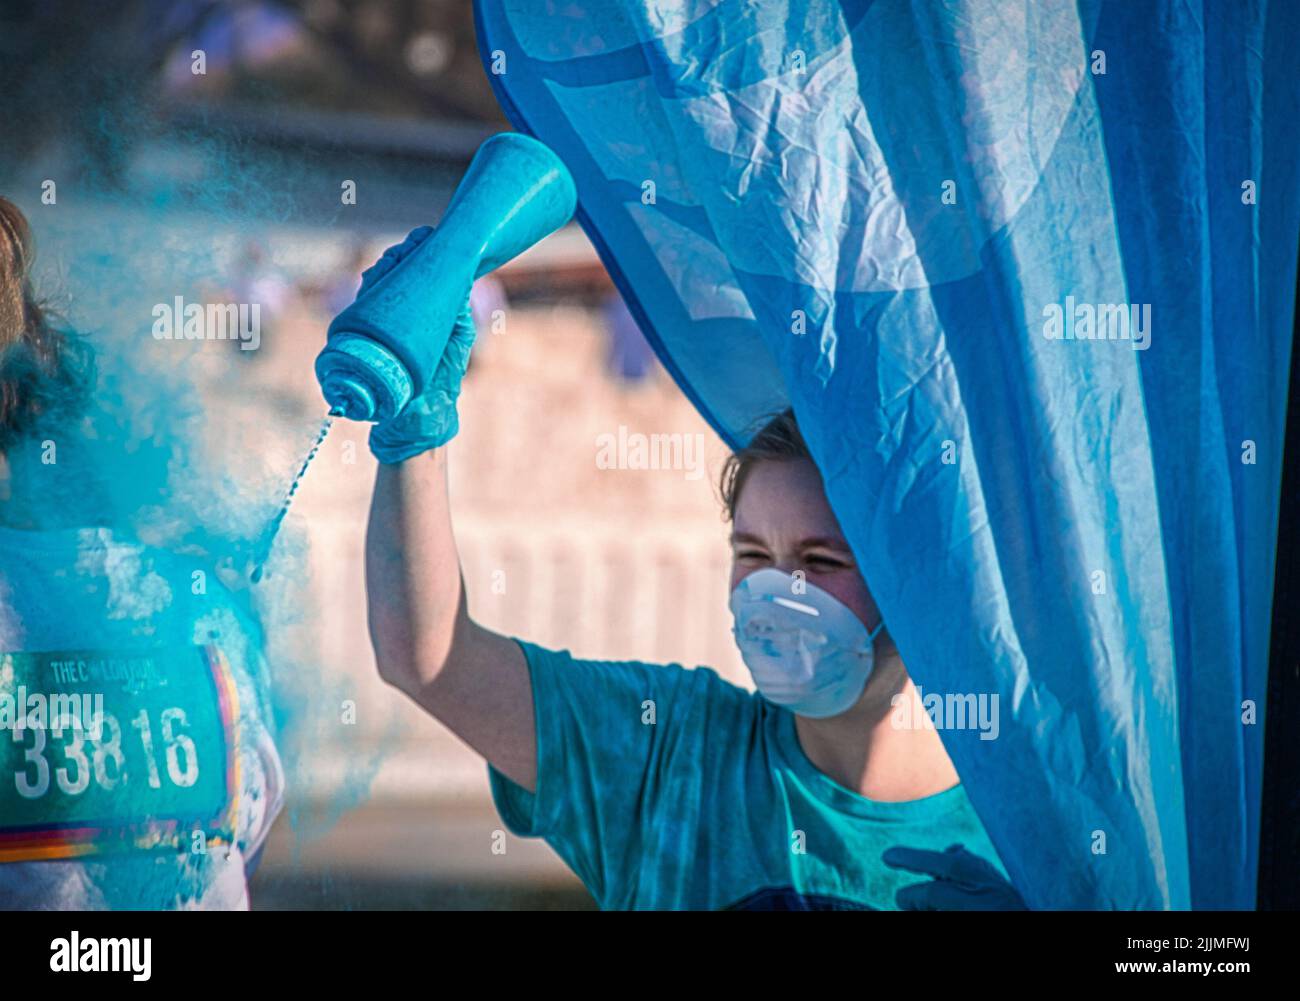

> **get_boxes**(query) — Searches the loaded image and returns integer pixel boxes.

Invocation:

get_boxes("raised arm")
[365,446,537,792]
[338,225,538,792]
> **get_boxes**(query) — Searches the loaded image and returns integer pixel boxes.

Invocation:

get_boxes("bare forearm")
[364,445,536,789]
[365,448,466,692]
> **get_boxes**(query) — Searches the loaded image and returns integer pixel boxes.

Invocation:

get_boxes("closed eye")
[804,553,852,570]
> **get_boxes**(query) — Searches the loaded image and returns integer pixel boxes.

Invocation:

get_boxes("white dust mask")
[729,567,884,719]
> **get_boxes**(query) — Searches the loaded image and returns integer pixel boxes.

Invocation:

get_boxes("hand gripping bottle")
[315,133,577,422]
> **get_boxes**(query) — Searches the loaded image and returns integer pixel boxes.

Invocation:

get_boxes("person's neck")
[793,656,959,802]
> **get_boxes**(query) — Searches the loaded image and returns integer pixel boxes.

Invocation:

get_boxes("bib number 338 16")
[0,645,239,861]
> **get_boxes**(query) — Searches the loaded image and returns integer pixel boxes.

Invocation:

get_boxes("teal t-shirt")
[488,640,1008,910]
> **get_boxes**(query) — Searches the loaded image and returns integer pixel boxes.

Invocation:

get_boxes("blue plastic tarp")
[474,0,1300,908]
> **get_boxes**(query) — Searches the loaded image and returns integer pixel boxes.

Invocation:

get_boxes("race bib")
[0,645,239,862]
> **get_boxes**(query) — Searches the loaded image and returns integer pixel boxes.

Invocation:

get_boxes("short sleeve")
[487,639,698,903]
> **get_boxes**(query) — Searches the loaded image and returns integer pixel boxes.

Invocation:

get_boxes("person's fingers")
[882,845,961,881]
[449,299,477,343]
[894,879,948,910]
[883,844,992,886]
[897,878,1016,911]
[359,226,434,294]
[936,844,1001,885]
[403,225,434,250]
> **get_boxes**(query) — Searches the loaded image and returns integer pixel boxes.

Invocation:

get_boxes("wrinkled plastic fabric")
[474,0,1300,909]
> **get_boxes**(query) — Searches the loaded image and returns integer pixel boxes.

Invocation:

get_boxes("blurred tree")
[283,0,505,121]
[0,0,504,186]
[0,0,226,183]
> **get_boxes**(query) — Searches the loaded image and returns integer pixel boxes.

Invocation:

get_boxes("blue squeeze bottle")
[315,133,577,422]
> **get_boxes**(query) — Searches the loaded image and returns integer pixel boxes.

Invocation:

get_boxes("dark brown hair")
[719,407,812,522]
[0,196,88,452]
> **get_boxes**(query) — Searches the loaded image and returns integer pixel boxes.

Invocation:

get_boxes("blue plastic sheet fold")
[474,0,1300,908]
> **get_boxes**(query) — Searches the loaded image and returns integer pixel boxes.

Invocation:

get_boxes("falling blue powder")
[0,88,408,907]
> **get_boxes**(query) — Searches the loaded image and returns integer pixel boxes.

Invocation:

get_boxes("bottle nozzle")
[314,333,413,423]
[321,373,377,422]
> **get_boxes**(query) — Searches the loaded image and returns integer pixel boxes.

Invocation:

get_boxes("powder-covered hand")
[883,844,1028,910]
[358,227,477,464]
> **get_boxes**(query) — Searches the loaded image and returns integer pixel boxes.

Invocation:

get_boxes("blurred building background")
[0,0,749,908]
